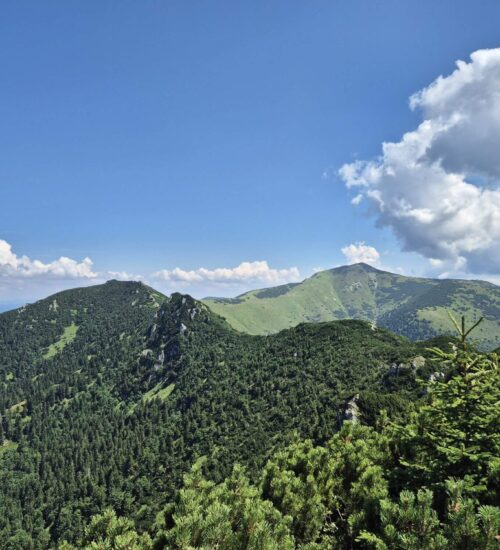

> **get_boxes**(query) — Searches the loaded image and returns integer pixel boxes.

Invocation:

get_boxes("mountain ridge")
[203,263,500,349]
[2,263,498,350]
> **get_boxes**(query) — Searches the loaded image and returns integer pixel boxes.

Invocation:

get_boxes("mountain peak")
[204,263,500,350]
[154,293,228,338]
[331,262,384,274]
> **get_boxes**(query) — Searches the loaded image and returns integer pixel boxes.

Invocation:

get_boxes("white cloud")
[341,242,381,265]
[153,260,301,286]
[0,239,97,279]
[351,193,363,205]
[107,271,144,281]
[339,48,500,275]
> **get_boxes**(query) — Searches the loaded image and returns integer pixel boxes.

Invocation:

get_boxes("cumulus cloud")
[0,239,97,279]
[341,242,381,265]
[107,271,144,281]
[339,48,500,275]
[153,261,301,286]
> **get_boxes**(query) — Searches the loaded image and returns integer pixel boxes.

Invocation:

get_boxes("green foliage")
[62,508,153,549]
[358,489,447,550]
[358,480,500,550]
[261,437,331,544]
[155,459,294,549]
[262,424,391,547]
[393,326,499,498]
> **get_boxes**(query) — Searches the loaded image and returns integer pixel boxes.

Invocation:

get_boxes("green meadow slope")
[204,263,500,350]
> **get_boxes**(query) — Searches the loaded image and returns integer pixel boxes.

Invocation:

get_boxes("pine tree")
[262,423,392,548]
[61,508,153,549]
[155,458,294,549]
[357,489,448,549]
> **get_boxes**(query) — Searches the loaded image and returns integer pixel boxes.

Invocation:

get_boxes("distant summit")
[204,264,500,350]
[333,262,383,272]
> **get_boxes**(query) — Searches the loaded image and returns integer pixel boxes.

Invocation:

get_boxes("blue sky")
[2,1,500,306]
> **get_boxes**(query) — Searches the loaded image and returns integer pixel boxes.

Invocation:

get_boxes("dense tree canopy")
[0,283,498,548]
[76,338,500,549]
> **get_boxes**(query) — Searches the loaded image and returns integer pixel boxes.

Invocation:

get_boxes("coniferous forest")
[0,280,498,549]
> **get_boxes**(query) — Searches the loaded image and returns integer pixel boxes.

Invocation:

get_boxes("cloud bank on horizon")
[0,239,300,287]
[153,261,301,286]
[340,48,500,278]
[0,238,303,301]
[0,239,97,280]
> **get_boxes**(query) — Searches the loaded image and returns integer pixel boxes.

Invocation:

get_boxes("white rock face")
[338,394,360,426]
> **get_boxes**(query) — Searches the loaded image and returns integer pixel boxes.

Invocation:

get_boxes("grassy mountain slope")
[0,281,432,546]
[204,263,500,349]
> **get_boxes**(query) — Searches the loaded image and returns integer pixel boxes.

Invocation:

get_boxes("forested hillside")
[204,263,500,350]
[64,324,500,550]
[0,281,498,548]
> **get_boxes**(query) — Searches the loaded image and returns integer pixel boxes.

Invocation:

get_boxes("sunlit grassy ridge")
[204,263,500,349]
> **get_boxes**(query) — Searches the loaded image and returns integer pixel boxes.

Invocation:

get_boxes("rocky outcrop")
[338,394,360,426]
[388,355,425,377]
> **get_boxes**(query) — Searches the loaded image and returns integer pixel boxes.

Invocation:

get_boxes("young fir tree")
[393,315,499,501]
[358,315,500,549]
